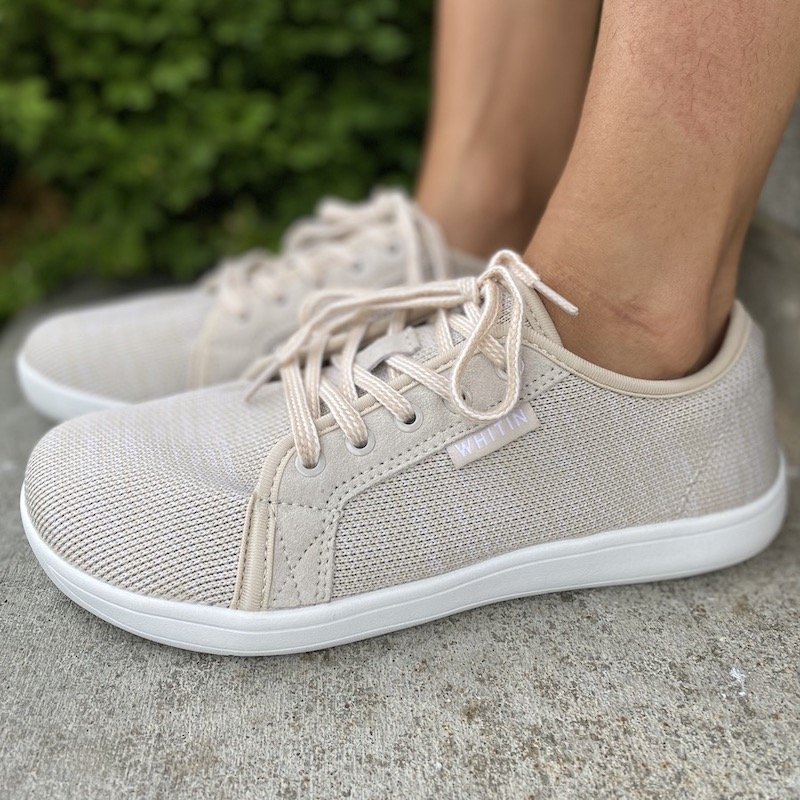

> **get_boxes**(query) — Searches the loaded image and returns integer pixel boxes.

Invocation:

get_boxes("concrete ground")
[1,111,799,798]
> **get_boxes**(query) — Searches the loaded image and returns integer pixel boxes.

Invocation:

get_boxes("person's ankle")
[551,295,726,379]
[416,152,544,258]
[525,244,733,380]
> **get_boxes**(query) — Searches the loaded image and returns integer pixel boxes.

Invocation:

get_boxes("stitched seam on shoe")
[260,444,294,611]
[276,499,327,511]
[254,497,327,512]
[328,365,563,507]
[315,366,566,600]
[272,522,327,604]
[315,511,334,603]
[277,526,307,605]
[230,495,256,609]
[274,525,302,605]
[676,395,752,515]
[245,497,329,608]
[319,510,336,602]
[266,361,566,609]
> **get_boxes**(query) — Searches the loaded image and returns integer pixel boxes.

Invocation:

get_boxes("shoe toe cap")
[19,289,213,404]
[23,384,287,606]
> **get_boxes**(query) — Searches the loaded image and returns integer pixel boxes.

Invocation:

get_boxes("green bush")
[0,0,432,318]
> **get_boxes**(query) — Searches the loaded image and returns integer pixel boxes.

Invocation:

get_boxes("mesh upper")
[24,381,291,606]
[22,288,779,610]
[331,333,778,599]
[21,288,214,403]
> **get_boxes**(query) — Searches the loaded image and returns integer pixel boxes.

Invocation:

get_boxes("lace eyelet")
[395,409,423,432]
[346,431,376,456]
[443,389,473,416]
[295,454,326,477]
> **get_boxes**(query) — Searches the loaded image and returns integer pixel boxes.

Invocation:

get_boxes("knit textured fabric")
[21,289,212,402]
[24,381,289,606]
[331,328,778,598]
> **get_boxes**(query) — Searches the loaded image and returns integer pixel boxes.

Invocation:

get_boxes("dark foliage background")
[0,0,432,318]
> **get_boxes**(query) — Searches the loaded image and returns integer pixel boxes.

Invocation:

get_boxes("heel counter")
[681,318,781,516]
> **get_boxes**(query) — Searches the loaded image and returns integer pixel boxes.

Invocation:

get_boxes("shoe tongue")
[348,265,563,387]
[367,191,483,284]
[377,280,563,374]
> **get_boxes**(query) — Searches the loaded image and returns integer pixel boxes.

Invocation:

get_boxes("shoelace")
[247,250,578,471]
[206,190,451,318]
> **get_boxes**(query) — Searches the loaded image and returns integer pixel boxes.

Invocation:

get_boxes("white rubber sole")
[20,457,788,656]
[16,353,126,422]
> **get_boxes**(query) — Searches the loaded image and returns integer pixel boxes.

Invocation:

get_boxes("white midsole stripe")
[16,354,125,422]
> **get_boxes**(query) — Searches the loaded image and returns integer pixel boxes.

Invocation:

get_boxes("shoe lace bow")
[247,250,578,470]
[208,190,450,318]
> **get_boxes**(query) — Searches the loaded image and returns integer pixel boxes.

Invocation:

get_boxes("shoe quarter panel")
[261,351,567,609]
[677,323,780,516]
[253,323,778,610]
[328,335,779,600]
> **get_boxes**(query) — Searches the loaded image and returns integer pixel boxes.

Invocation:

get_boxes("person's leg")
[526,0,800,379]
[416,0,601,258]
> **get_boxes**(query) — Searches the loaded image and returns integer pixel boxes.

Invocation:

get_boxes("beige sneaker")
[21,251,787,655]
[16,190,479,422]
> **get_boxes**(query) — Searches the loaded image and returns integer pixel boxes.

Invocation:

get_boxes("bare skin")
[416,0,600,258]
[525,0,800,378]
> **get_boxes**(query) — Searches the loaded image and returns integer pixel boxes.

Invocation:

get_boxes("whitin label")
[446,402,540,468]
